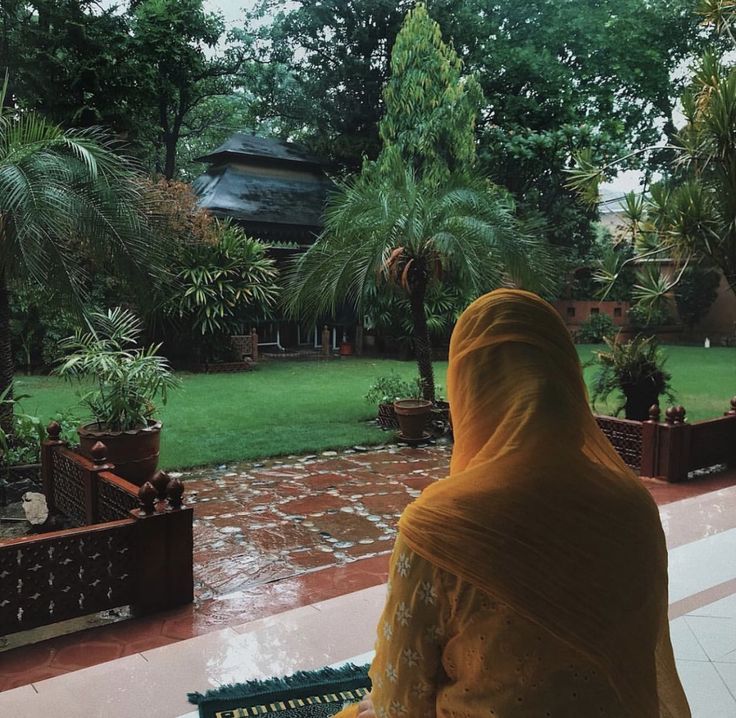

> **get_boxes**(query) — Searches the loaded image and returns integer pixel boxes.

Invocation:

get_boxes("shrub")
[576,313,616,343]
[365,374,423,406]
[627,302,674,329]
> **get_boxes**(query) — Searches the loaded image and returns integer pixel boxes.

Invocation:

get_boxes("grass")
[13,359,445,469]
[12,346,735,469]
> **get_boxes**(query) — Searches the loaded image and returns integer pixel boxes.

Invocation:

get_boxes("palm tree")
[284,165,555,402]
[0,78,162,432]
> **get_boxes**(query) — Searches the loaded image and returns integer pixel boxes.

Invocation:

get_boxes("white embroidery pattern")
[411,680,431,699]
[396,552,412,577]
[402,647,421,667]
[390,700,407,716]
[382,620,394,640]
[385,662,398,683]
[396,601,412,626]
[418,580,437,606]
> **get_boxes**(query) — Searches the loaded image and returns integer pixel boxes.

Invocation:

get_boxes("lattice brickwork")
[596,416,643,472]
[97,478,139,523]
[51,451,87,525]
[0,523,134,634]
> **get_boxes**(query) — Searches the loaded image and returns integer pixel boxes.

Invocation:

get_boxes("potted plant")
[589,334,675,421]
[365,374,423,429]
[56,308,179,486]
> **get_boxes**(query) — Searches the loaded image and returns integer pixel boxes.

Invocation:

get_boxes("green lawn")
[12,346,736,469]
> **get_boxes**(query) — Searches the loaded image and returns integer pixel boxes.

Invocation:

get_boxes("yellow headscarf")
[399,289,690,717]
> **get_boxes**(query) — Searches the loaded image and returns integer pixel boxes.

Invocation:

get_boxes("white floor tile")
[0,653,149,718]
[685,615,736,661]
[670,617,709,661]
[714,662,736,699]
[669,528,736,603]
[677,659,736,718]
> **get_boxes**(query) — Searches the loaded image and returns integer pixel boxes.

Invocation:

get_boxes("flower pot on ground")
[394,399,433,440]
[56,308,179,486]
[365,374,422,429]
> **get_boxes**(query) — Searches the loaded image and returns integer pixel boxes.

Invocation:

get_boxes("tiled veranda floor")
[2,443,736,716]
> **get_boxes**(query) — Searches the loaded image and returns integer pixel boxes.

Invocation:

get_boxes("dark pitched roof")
[194,134,324,167]
[192,165,332,228]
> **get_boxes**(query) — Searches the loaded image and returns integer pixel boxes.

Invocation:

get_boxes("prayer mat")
[188,663,371,718]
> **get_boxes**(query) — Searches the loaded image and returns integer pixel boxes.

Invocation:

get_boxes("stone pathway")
[182,442,452,601]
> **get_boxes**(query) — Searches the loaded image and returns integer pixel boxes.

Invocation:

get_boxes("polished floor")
[1,446,736,716]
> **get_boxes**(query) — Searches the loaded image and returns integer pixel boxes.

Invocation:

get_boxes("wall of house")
[552,299,630,332]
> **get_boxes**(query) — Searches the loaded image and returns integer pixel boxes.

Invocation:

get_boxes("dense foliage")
[569,1,736,314]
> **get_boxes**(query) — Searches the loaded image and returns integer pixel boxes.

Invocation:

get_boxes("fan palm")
[283,165,555,402]
[0,78,162,432]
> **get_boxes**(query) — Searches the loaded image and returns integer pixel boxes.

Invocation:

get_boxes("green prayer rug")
[188,663,372,718]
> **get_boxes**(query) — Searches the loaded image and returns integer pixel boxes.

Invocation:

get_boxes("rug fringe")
[187,662,371,705]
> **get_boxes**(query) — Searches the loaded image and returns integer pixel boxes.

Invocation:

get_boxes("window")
[566,307,576,318]
[614,307,622,318]
[590,307,600,315]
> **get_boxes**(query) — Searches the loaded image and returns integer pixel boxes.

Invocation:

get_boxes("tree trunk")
[0,273,14,435]
[409,282,435,403]
[163,133,178,180]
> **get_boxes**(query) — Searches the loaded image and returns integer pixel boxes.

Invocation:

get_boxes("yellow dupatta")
[399,289,690,717]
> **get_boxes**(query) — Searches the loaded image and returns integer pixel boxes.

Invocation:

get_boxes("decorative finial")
[166,477,184,510]
[90,441,108,465]
[46,421,61,440]
[648,404,661,422]
[138,481,157,514]
[730,396,736,414]
[151,470,170,500]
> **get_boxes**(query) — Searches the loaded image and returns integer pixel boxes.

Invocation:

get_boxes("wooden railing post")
[83,441,113,525]
[657,406,692,483]
[251,327,259,362]
[41,421,64,514]
[322,325,331,357]
[640,405,661,478]
[130,479,193,616]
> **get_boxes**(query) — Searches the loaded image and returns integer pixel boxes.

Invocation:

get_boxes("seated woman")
[339,289,690,718]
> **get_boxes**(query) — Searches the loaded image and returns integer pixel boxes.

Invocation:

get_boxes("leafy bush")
[627,302,674,329]
[56,308,179,431]
[576,313,616,343]
[365,373,423,406]
[159,221,280,363]
[589,335,675,418]
[0,386,80,467]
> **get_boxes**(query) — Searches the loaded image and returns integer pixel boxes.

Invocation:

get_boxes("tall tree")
[376,3,482,184]
[0,87,163,432]
[130,0,245,179]
[285,6,553,402]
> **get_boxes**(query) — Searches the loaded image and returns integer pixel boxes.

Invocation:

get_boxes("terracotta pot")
[339,342,353,356]
[78,420,162,487]
[393,399,433,440]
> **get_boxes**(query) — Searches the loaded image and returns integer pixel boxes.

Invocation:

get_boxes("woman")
[340,289,690,718]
